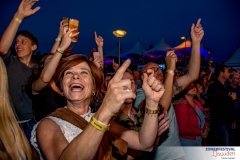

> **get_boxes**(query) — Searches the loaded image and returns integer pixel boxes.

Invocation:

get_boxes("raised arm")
[110,69,165,151]
[173,18,204,95]
[31,29,79,94]
[59,59,134,159]
[0,0,40,56]
[95,32,104,65]
[50,20,68,53]
[160,50,177,111]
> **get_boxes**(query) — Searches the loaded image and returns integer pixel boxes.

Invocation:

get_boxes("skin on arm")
[0,0,40,56]
[50,20,68,53]
[110,69,165,151]
[31,29,79,94]
[159,50,177,111]
[94,32,104,68]
[36,118,69,160]
[57,59,134,159]
[173,18,204,96]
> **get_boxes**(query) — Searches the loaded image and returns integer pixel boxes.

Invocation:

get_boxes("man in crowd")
[0,0,40,141]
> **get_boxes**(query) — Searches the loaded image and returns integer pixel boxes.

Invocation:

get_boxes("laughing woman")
[31,55,165,160]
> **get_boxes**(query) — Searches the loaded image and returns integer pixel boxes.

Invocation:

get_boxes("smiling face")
[61,62,94,103]
[14,35,36,59]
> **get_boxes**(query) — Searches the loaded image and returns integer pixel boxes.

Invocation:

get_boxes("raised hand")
[93,56,103,69]
[191,18,204,42]
[101,59,135,116]
[17,0,40,18]
[165,50,178,71]
[112,59,120,71]
[58,20,68,38]
[94,32,103,47]
[59,29,79,51]
[157,111,170,136]
[142,69,165,104]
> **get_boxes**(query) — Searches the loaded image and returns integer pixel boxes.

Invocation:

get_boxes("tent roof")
[104,44,125,57]
[224,46,240,66]
[174,39,192,50]
[144,36,171,55]
[122,40,146,56]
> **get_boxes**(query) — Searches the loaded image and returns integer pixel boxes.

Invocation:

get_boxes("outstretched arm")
[0,0,40,56]
[95,32,104,69]
[173,18,204,95]
[50,20,68,53]
[59,59,134,159]
[110,69,165,151]
[31,29,79,94]
[160,50,177,111]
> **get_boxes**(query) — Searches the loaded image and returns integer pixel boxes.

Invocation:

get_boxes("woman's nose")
[72,73,80,79]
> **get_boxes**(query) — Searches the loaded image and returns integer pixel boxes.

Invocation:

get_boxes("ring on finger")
[123,87,130,92]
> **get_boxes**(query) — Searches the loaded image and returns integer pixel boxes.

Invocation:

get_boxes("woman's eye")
[80,71,88,75]
[65,71,73,75]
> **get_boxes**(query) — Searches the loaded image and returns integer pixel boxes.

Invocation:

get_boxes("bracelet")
[145,107,159,115]
[166,69,174,76]
[90,116,110,132]
[56,47,64,54]
[13,17,22,23]
[55,38,61,42]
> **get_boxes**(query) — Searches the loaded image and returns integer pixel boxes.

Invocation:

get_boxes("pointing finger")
[110,59,131,83]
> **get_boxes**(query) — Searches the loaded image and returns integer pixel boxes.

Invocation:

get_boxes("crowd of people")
[0,0,240,160]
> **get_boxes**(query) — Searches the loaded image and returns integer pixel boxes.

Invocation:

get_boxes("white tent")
[144,36,171,55]
[122,39,146,56]
[224,46,240,67]
[104,44,125,57]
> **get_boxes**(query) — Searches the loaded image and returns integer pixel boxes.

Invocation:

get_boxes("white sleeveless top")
[30,107,94,160]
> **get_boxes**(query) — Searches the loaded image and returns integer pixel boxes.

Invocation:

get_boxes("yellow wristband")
[13,17,22,23]
[56,47,64,54]
[166,69,174,76]
[90,116,109,132]
[55,38,61,42]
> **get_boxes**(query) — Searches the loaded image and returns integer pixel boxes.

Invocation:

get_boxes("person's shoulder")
[37,117,60,132]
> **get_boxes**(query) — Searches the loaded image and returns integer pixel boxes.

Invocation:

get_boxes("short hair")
[214,64,227,78]
[16,30,38,47]
[53,54,104,102]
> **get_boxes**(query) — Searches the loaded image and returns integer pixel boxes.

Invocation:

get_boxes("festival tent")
[143,35,172,57]
[174,39,211,62]
[104,44,125,57]
[121,39,146,56]
[224,46,240,67]
[104,44,125,64]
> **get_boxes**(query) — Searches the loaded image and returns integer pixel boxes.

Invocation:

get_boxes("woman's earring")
[92,92,95,96]
[61,92,64,96]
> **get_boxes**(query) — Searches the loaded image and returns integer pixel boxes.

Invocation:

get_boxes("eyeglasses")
[150,67,162,73]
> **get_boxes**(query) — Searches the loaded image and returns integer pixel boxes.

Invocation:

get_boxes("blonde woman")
[0,57,32,160]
